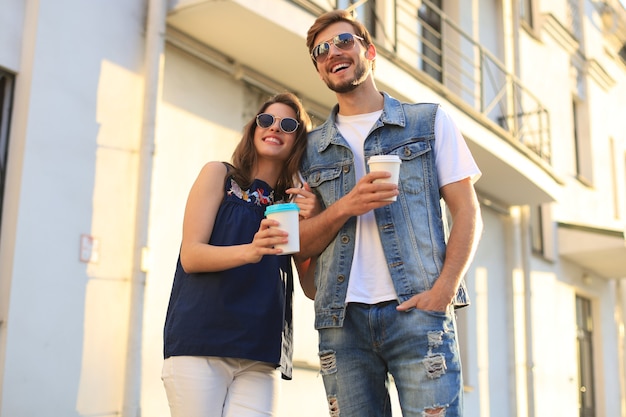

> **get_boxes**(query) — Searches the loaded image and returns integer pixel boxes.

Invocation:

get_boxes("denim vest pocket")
[388,139,435,196]
[307,164,345,205]
[388,138,432,161]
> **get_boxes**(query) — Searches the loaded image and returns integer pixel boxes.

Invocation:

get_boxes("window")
[520,0,535,29]
[520,0,543,38]
[567,0,583,41]
[610,138,621,220]
[0,69,15,236]
[572,99,581,173]
[619,43,626,65]
[571,62,593,186]
[576,295,596,417]
[339,0,379,38]
[530,203,555,261]
[530,204,544,254]
[418,0,443,82]
[572,96,593,186]
[623,151,626,220]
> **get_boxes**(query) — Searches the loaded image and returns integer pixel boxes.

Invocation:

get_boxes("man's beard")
[325,59,370,94]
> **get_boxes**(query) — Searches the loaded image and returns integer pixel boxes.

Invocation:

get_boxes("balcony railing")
[295,0,552,163]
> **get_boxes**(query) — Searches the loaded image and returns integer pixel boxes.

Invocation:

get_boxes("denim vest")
[301,93,470,329]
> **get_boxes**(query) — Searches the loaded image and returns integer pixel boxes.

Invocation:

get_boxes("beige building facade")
[1,0,626,416]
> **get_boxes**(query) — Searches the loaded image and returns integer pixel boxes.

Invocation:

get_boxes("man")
[296,9,483,417]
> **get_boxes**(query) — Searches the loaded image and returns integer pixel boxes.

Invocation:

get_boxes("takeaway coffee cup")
[264,202,300,254]
[367,154,402,201]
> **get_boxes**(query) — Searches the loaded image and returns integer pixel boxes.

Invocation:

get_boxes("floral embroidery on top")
[227,178,274,206]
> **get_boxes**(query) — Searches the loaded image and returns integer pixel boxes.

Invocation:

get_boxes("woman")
[162,92,316,417]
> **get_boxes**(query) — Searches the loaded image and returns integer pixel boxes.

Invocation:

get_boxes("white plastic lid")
[368,155,401,164]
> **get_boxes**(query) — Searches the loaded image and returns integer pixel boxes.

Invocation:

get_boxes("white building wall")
[0,1,625,417]
[528,266,577,417]
[0,0,24,72]
[458,204,512,417]
[0,0,146,416]
[517,2,626,415]
[0,0,25,407]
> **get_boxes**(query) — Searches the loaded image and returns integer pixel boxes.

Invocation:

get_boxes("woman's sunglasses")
[256,113,299,133]
[311,32,365,64]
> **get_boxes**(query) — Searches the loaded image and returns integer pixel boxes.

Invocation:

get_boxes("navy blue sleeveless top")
[163,169,294,379]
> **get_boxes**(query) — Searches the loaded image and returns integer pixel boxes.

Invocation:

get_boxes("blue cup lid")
[264,202,300,215]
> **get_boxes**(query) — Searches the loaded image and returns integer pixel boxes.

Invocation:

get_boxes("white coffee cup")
[367,154,402,201]
[264,203,301,254]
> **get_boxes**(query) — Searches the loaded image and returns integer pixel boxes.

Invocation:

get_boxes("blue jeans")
[318,301,463,417]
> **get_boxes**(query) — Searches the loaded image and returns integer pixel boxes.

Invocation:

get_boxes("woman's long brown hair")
[230,92,311,202]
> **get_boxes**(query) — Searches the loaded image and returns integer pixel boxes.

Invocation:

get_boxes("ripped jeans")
[318,301,463,417]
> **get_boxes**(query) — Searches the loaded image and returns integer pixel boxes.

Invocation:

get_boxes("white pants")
[162,356,279,417]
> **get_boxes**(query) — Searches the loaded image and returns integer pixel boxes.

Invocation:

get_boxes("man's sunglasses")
[256,113,300,133]
[311,32,365,64]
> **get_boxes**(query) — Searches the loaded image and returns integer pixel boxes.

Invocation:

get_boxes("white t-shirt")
[336,105,481,304]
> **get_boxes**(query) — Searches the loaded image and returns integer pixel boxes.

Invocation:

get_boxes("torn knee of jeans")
[328,395,339,417]
[319,350,337,374]
[423,353,447,379]
[423,405,447,416]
